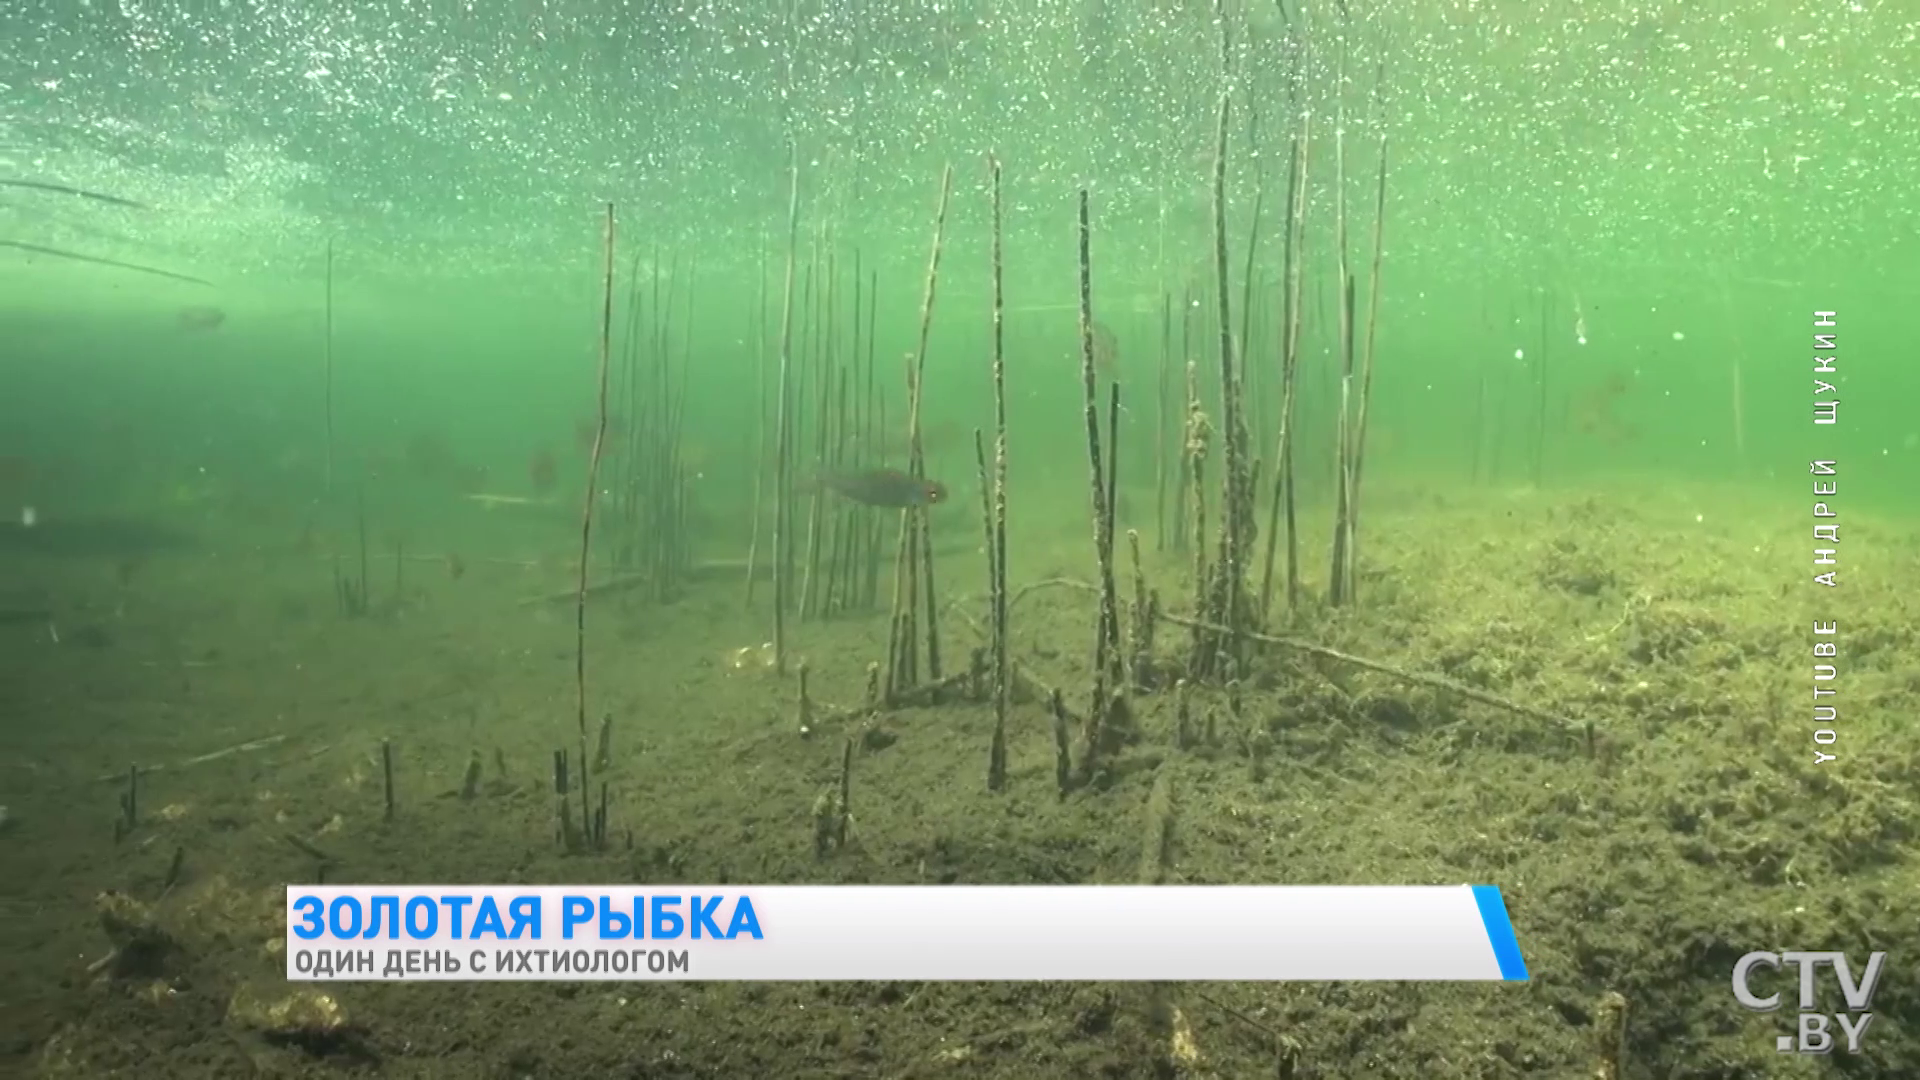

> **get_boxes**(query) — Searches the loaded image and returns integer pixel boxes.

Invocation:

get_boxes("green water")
[2,0,1916,1075]
[2,0,1912,516]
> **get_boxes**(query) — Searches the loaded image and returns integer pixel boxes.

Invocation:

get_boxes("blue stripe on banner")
[1470,885,1529,981]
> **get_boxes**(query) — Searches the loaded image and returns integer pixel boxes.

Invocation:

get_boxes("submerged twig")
[1001,580,1580,731]
[90,735,288,783]
[0,240,211,287]
[0,179,149,208]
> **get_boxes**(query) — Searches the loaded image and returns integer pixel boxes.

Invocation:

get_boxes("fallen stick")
[805,670,976,732]
[312,554,539,568]
[1009,579,1580,731]
[284,832,334,863]
[944,601,1078,722]
[0,178,151,208]
[0,240,212,286]
[517,574,650,607]
[520,547,989,607]
[514,560,794,606]
[91,734,288,782]
[179,735,287,767]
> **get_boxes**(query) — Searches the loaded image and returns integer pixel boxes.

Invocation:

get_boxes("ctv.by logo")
[1732,951,1886,1054]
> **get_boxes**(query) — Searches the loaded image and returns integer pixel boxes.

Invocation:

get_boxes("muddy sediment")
[2,482,1915,1078]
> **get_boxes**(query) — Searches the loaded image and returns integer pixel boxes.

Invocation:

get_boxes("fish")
[177,305,226,332]
[528,448,558,493]
[463,493,554,509]
[819,469,948,508]
[1060,320,1119,377]
[575,414,627,453]
[1092,320,1119,375]
[1572,370,1637,445]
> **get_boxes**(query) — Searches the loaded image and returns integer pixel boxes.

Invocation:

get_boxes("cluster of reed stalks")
[881,166,955,705]
[605,243,694,604]
[753,144,899,676]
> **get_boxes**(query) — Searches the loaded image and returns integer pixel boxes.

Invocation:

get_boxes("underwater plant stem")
[825,369,853,615]
[1183,361,1211,672]
[0,239,209,286]
[577,204,616,748]
[885,165,954,697]
[1328,29,1356,607]
[1156,291,1170,553]
[1172,290,1194,554]
[1260,121,1309,623]
[0,178,149,208]
[663,260,697,601]
[988,155,1010,792]
[355,485,369,612]
[1533,288,1551,485]
[1719,276,1748,467]
[746,231,770,606]
[1329,273,1357,604]
[773,144,801,675]
[824,253,862,617]
[1074,188,1120,754]
[799,229,831,620]
[1238,182,1265,445]
[1206,0,1250,667]
[1343,132,1390,603]
[1103,381,1123,684]
[917,168,954,683]
[799,310,829,619]
[614,253,646,568]
[863,267,881,608]
[324,239,335,498]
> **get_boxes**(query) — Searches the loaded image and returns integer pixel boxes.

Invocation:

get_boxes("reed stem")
[884,165,955,701]
[323,239,335,498]
[1342,133,1390,602]
[987,155,1011,791]
[1328,25,1357,607]
[772,144,801,674]
[1073,188,1122,785]
[1203,0,1252,673]
[1156,292,1171,552]
[1260,112,1311,622]
[745,233,769,605]
[576,204,616,749]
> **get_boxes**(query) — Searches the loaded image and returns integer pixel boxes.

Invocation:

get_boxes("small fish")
[820,469,947,508]
[575,415,626,453]
[1092,321,1119,375]
[528,449,558,493]
[177,305,226,332]
[464,493,553,509]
